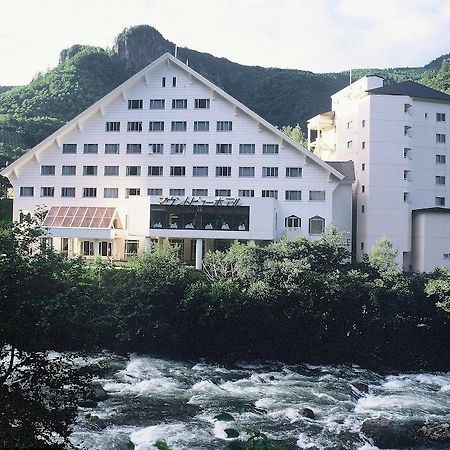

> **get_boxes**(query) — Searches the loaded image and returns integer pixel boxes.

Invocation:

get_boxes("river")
[70,353,450,449]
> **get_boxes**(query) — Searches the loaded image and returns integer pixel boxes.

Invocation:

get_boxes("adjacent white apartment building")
[1,53,353,269]
[308,75,450,272]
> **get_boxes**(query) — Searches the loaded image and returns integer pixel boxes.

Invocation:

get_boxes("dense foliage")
[1,25,450,168]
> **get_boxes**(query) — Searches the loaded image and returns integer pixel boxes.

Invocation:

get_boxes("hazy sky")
[1,0,450,85]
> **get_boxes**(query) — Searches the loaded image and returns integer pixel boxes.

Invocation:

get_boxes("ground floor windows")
[285,215,301,228]
[81,240,94,256]
[125,240,139,258]
[99,241,112,257]
[309,216,325,235]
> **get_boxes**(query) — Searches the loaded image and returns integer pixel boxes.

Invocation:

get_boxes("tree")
[280,124,309,148]
[369,236,400,276]
[425,267,450,314]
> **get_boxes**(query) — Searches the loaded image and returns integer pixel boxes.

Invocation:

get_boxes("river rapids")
[70,353,450,449]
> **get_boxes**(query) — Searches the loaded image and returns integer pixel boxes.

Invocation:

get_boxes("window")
[239,167,255,177]
[41,165,55,175]
[104,166,119,176]
[125,240,139,257]
[62,143,77,154]
[83,188,97,198]
[436,154,446,164]
[127,121,142,132]
[40,237,53,250]
[362,141,366,149]
[194,121,209,132]
[105,143,120,154]
[216,189,231,197]
[262,190,278,199]
[104,188,118,198]
[148,143,164,154]
[239,144,255,154]
[404,148,411,159]
[285,215,301,228]
[262,144,279,154]
[106,121,120,132]
[61,187,75,197]
[195,98,210,109]
[436,133,446,143]
[436,196,446,206]
[238,189,254,197]
[404,170,410,181]
[162,77,166,87]
[361,205,365,213]
[347,121,353,129]
[404,103,412,113]
[424,113,428,118]
[148,188,163,196]
[437,113,446,122]
[172,77,177,87]
[436,175,446,185]
[126,188,141,197]
[403,192,410,203]
[81,241,94,256]
[170,188,185,196]
[216,166,231,177]
[84,144,98,154]
[193,166,208,177]
[217,121,232,131]
[193,143,209,154]
[286,167,302,178]
[404,126,411,136]
[41,187,54,197]
[170,166,186,176]
[285,190,302,201]
[361,119,366,128]
[217,143,232,154]
[126,144,142,154]
[361,242,365,251]
[126,166,141,176]
[83,166,97,176]
[192,189,208,196]
[171,121,187,131]
[309,190,326,201]
[444,254,450,259]
[148,166,163,176]
[149,99,165,109]
[347,141,352,149]
[309,216,325,235]
[361,185,365,193]
[362,163,366,171]
[128,99,143,110]
[171,143,186,154]
[62,165,76,175]
[149,121,164,132]
[262,167,278,178]
[20,187,34,197]
[172,99,187,109]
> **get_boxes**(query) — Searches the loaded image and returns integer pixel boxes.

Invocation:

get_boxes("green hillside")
[0,24,449,168]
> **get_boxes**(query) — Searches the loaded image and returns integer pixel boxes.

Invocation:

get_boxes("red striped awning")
[42,206,119,229]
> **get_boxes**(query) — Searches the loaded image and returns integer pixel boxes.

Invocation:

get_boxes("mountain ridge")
[0,24,449,169]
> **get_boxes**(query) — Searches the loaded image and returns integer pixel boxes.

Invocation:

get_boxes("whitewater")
[70,353,450,449]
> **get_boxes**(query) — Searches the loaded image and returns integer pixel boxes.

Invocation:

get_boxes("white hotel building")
[308,75,450,272]
[1,53,353,269]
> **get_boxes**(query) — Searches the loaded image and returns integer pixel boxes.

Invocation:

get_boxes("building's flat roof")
[367,81,450,102]
[325,160,355,182]
[413,207,450,214]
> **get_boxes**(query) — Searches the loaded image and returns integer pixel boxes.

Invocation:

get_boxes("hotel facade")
[308,76,450,272]
[1,53,353,269]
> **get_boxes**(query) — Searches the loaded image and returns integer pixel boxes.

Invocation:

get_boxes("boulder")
[361,417,450,449]
[86,383,109,402]
[351,381,369,394]
[89,415,107,430]
[300,408,315,420]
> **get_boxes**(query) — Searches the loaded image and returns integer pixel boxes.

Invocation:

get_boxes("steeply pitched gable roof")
[367,81,450,102]
[1,53,344,181]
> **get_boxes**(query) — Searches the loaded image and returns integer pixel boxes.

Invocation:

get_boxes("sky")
[1,0,450,86]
